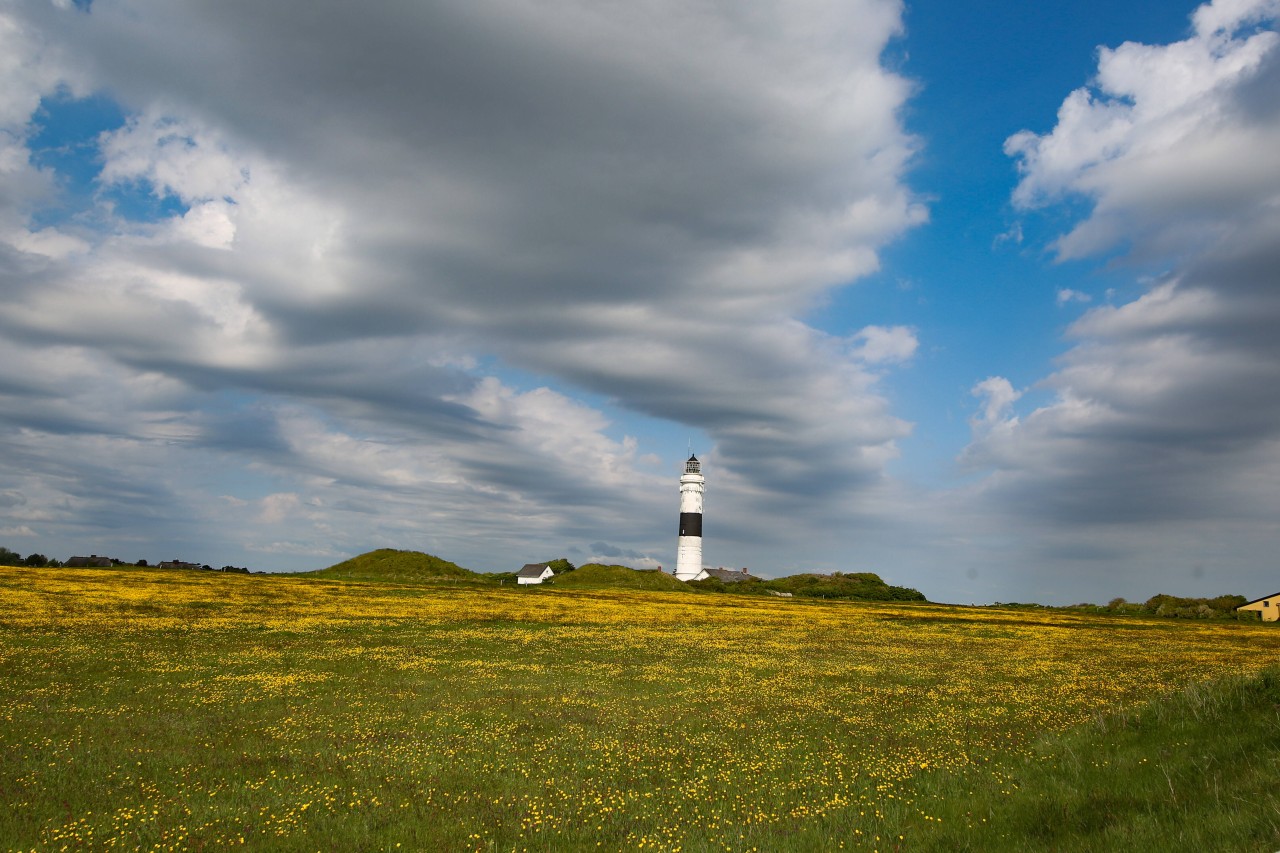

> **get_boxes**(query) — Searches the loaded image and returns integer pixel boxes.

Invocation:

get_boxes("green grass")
[551,562,691,591]
[902,666,1280,850]
[2,567,1278,851]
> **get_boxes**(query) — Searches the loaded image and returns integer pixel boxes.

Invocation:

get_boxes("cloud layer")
[966,0,1280,600]
[6,0,1277,605]
[0,0,921,571]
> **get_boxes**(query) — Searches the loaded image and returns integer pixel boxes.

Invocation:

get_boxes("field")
[2,566,1279,851]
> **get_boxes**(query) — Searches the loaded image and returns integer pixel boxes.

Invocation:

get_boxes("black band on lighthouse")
[679,512,702,537]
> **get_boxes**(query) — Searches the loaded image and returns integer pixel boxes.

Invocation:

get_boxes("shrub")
[1142,593,1248,619]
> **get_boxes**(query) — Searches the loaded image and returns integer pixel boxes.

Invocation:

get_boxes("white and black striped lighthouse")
[675,454,705,581]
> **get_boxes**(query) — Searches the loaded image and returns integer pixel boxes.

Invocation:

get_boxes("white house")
[517,563,554,585]
[1237,593,1280,622]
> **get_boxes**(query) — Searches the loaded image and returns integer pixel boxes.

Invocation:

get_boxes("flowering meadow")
[2,566,1278,851]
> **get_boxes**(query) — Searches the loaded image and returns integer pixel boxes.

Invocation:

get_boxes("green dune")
[300,548,479,584]
[550,563,691,591]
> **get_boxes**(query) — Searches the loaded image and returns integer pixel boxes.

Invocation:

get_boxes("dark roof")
[517,563,551,578]
[158,560,202,570]
[688,453,699,462]
[703,567,752,583]
[1239,592,1280,607]
[65,555,113,568]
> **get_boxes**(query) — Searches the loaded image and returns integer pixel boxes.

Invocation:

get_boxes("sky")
[2,0,1280,605]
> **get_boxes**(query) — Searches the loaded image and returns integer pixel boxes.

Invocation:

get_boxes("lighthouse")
[675,454,706,581]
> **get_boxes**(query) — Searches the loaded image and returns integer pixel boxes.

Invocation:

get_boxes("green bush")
[758,572,926,602]
[1142,593,1248,619]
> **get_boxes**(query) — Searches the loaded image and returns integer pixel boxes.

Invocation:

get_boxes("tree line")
[0,547,251,574]
[994,594,1254,620]
[0,547,60,567]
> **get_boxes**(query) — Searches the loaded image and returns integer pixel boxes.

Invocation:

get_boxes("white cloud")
[10,227,89,259]
[0,9,74,127]
[1193,0,1280,36]
[0,12,85,258]
[98,110,248,205]
[259,492,300,524]
[852,325,918,364]
[1006,0,1280,260]
[1056,288,1092,306]
[993,221,1023,248]
[969,376,1021,431]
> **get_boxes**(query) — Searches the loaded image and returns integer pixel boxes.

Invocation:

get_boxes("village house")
[517,563,554,585]
[701,567,754,583]
[158,559,204,571]
[1237,593,1280,622]
[64,555,113,568]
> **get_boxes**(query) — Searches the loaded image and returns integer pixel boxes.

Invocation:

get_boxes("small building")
[702,567,754,583]
[158,559,203,571]
[1237,593,1280,622]
[65,555,113,568]
[517,563,554,585]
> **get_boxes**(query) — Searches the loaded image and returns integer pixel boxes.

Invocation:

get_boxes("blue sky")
[3,0,1280,604]
[858,0,1198,479]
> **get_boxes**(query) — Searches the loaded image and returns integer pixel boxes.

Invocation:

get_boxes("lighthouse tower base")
[675,537,704,581]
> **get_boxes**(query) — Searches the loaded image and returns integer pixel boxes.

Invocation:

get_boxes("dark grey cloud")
[966,207,1280,529]
[588,542,647,561]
